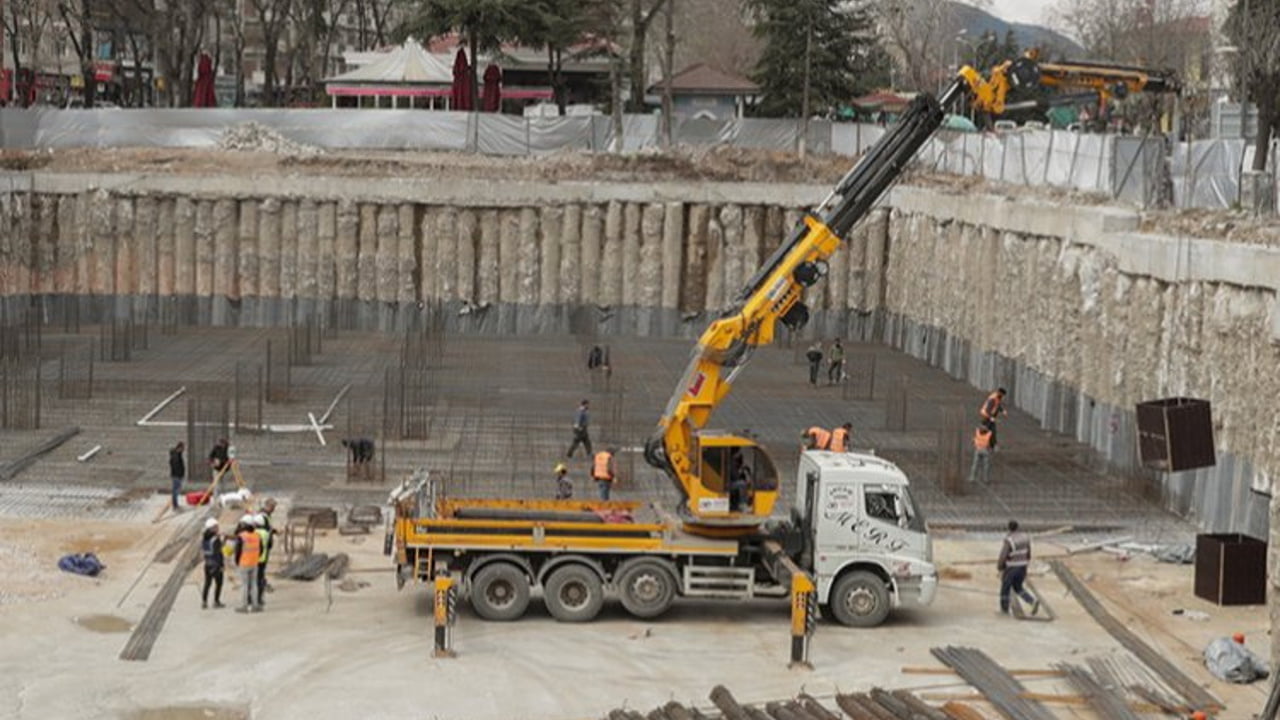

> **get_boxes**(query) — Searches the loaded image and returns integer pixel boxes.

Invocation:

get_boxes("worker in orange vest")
[802,426,831,451]
[592,448,617,501]
[233,518,262,613]
[979,387,1008,448]
[969,425,993,485]
[829,422,852,452]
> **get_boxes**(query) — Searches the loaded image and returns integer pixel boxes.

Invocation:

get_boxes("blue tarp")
[58,552,105,577]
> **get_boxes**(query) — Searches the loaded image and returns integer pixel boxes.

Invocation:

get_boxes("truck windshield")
[900,486,927,534]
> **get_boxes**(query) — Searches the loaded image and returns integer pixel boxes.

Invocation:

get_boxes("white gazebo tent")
[323,37,453,108]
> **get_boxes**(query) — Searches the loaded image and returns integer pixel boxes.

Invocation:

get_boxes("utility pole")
[660,0,675,147]
[799,2,812,158]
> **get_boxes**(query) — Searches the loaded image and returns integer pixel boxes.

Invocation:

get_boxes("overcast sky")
[985,0,1057,26]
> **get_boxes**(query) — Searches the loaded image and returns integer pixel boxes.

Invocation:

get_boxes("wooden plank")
[901,666,1065,677]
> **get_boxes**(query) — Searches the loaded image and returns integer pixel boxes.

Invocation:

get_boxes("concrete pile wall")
[878,186,1280,537]
[1,171,1277,537]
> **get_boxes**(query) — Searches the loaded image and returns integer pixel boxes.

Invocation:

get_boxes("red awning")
[325,85,452,97]
[500,88,553,100]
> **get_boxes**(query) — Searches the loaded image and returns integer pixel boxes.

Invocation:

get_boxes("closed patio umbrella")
[451,48,472,111]
[482,64,501,112]
[192,52,217,108]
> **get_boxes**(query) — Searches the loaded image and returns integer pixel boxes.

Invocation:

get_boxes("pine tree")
[749,0,886,118]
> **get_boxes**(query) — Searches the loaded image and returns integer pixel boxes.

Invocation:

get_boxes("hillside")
[949,1,1085,59]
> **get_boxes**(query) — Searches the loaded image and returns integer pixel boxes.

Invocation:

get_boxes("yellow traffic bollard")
[433,568,456,658]
[789,571,815,669]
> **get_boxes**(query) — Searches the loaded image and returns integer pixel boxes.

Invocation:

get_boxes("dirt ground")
[0,500,1270,720]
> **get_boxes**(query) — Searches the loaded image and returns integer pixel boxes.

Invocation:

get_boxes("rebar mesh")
[185,390,231,485]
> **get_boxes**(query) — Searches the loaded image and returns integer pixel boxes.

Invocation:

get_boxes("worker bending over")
[829,423,852,452]
[969,425,993,484]
[979,387,1008,448]
[802,426,831,451]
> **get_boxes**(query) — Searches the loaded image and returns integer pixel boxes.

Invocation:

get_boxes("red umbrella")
[192,52,217,108]
[481,64,502,112]
[451,48,472,111]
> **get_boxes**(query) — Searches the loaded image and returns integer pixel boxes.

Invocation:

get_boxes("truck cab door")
[858,484,928,559]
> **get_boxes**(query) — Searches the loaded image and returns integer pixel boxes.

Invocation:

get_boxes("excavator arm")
[645,56,1179,536]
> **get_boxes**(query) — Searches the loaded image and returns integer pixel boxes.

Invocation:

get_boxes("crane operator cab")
[679,433,779,534]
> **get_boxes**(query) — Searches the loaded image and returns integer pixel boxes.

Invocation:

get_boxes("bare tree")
[876,0,959,93]
[352,0,393,49]
[2,0,58,105]
[671,0,759,78]
[1227,0,1280,170]
[56,0,98,107]
[215,0,248,106]
[249,0,293,105]
[627,0,666,110]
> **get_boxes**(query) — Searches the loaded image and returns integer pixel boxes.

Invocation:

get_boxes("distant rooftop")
[647,64,760,96]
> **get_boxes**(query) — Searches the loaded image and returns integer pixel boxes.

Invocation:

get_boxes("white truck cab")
[793,450,938,626]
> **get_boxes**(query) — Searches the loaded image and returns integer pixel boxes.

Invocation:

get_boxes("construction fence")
[1,107,1276,210]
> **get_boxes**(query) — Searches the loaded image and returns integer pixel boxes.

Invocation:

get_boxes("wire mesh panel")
[186,392,231,485]
[58,339,94,399]
[841,352,876,401]
[343,390,383,483]
[288,316,320,366]
[0,312,42,362]
[233,362,264,432]
[885,373,909,432]
[98,317,137,362]
[0,357,41,429]
[264,337,291,402]
[937,405,966,495]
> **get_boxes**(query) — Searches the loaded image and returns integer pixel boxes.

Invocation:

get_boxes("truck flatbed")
[399,496,741,557]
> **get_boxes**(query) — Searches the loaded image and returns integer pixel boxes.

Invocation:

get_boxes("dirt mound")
[217,122,323,157]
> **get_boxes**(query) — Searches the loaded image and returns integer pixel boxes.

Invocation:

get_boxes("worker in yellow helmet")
[553,462,572,500]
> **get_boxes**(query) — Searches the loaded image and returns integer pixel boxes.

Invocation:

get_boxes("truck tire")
[829,570,890,627]
[543,564,604,622]
[615,558,677,619]
[470,563,531,621]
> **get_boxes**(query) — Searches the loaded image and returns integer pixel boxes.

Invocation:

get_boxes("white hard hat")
[204,518,219,530]
[252,513,266,527]
[240,514,255,527]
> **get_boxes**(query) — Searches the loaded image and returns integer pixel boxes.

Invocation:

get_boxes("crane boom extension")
[646,58,1179,537]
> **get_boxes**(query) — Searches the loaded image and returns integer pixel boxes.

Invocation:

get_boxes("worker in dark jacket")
[567,399,592,458]
[997,519,1038,615]
[805,342,823,386]
[169,441,186,511]
[979,388,1008,448]
[209,438,231,477]
[200,518,225,609]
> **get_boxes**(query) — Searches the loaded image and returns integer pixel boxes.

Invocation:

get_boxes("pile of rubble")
[216,122,323,157]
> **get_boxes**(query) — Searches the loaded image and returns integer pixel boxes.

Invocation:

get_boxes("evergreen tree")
[749,0,884,118]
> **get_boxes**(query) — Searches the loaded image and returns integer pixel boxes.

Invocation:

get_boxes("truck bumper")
[895,572,938,608]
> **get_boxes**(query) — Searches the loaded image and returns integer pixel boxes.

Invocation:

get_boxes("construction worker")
[553,462,572,500]
[997,520,1038,616]
[168,441,186,511]
[592,448,616,500]
[827,338,845,384]
[802,426,831,451]
[209,438,230,476]
[200,518,225,609]
[829,422,852,452]
[805,341,823,385]
[979,388,1008,448]
[567,399,592,458]
[254,514,271,609]
[969,425,993,484]
[233,518,262,613]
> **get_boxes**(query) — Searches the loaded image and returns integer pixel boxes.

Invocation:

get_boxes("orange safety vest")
[237,530,261,568]
[804,426,831,450]
[830,427,850,452]
[980,392,1004,420]
[592,451,614,481]
[973,427,992,450]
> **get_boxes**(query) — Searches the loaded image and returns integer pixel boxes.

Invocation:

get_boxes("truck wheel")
[829,570,890,627]
[615,558,677,619]
[470,563,531,621]
[544,565,604,622]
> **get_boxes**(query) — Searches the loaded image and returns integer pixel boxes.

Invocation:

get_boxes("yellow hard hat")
[554,463,567,474]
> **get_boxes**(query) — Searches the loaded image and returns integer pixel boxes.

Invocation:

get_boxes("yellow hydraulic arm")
[956,50,1180,116]
[644,54,1180,537]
